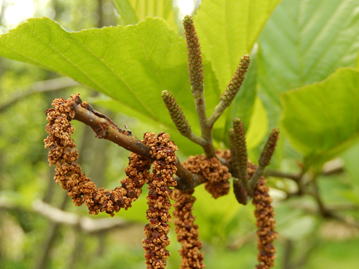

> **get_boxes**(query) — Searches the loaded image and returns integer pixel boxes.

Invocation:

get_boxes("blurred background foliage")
[0,0,359,268]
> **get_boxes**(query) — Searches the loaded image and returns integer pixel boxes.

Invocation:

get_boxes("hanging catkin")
[172,189,204,269]
[142,132,178,269]
[44,95,151,215]
[252,178,276,269]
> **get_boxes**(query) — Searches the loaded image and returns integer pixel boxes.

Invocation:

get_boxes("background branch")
[0,77,77,113]
[0,198,134,234]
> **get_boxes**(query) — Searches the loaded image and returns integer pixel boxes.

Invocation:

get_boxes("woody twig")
[71,95,203,192]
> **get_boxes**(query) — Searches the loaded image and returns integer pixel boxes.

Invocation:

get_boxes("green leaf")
[258,0,359,123]
[194,0,281,91]
[0,18,221,150]
[281,68,359,165]
[114,0,177,29]
[246,97,267,149]
[113,0,138,25]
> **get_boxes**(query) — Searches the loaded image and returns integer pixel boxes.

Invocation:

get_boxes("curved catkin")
[44,95,151,215]
[171,189,204,269]
[252,178,276,269]
[183,154,230,198]
[142,132,177,269]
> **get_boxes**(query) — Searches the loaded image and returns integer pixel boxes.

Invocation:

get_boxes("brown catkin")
[44,95,151,215]
[142,132,177,269]
[252,178,276,269]
[259,129,279,168]
[231,119,248,181]
[183,155,230,198]
[171,189,204,269]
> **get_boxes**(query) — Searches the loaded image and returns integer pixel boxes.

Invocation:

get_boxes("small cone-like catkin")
[221,55,250,105]
[229,119,249,204]
[183,15,203,96]
[162,90,192,137]
[209,56,250,125]
[142,132,177,269]
[252,178,276,269]
[172,189,204,269]
[259,129,279,167]
[230,119,248,181]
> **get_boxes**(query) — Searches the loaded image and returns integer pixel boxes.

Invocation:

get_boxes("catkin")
[183,154,231,198]
[161,90,192,137]
[183,15,203,96]
[172,189,204,269]
[142,132,178,269]
[252,178,276,269]
[259,129,279,168]
[221,55,250,105]
[44,95,151,215]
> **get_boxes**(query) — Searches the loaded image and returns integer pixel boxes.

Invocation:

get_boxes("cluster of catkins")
[183,155,231,198]
[44,95,204,269]
[44,95,276,269]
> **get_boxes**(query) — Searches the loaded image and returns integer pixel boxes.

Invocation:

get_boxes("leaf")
[258,0,359,124]
[113,0,138,25]
[246,97,268,149]
[0,18,221,151]
[113,0,177,29]
[281,68,359,165]
[194,0,281,91]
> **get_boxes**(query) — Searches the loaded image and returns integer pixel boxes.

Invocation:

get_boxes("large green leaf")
[258,0,359,119]
[194,0,280,90]
[113,0,177,29]
[0,18,221,148]
[281,68,359,165]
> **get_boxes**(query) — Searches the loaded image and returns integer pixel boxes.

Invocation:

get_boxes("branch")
[33,200,133,233]
[0,198,133,234]
[0,77,78,113]
[264,161,344,182]
[71,96,203,192]
[264,170,301,182]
